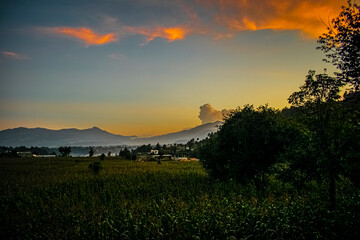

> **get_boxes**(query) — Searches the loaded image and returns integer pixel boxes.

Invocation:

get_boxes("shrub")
[89,161,103,174]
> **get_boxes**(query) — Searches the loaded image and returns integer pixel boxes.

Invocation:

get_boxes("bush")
[89,161,103,174]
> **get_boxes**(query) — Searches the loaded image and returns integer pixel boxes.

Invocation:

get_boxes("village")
[1,139,201,162]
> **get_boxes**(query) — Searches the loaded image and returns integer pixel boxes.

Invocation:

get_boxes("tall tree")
[288,70,347,209]
[317,0,360,91]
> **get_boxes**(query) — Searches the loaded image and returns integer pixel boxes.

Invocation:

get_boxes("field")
[1,157,359,239]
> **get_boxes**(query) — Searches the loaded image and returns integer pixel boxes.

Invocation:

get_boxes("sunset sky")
[0,0,348,136]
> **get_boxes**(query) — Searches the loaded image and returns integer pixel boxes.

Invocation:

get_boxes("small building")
[150,150,159,155]
[17,152,33,158]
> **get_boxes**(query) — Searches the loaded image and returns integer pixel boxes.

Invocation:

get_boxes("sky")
[0,0,349,136]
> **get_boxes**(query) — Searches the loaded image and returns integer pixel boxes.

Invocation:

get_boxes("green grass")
[1,157,359,239]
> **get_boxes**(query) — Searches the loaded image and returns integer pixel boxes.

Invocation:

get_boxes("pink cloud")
[2,51,29,60]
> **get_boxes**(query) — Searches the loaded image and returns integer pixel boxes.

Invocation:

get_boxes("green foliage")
[89,161,103,174]
[288,70,343,105]
[288,70,359,209]
[119,147,136,160]
[317,0,360,91]
[58,146,71,157]
[198,132,221,178]
[99,153,106,161]
[134,144,152,153]
[1,157,359,239]
[287,71,345,177]
[339,112,360,186]
[199,105,300,183]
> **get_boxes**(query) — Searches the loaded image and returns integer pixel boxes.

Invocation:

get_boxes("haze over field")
[0,0,347,136]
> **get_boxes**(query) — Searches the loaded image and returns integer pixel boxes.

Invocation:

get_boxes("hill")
[0,122,222,147]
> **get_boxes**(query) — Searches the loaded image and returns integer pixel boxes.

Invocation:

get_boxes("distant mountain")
[0,126,132,147]
[0,122,222,147]
[131,121,222,145]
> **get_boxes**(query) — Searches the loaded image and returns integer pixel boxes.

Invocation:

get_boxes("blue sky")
[0,0,346,136]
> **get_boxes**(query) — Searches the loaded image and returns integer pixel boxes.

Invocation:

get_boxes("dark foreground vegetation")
[0,157,359,240]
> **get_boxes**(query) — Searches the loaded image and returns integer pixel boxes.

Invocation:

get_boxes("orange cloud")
[197,0,345,38]
[126,26,187,43]
[53,27,117,45]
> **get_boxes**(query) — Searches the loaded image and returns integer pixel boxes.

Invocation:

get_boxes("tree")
[58,146,71,157]
[89,147,94,157]
[186,138,195,150]
[198,133,222,178]
[317,0,360,91]
[288,70,350,209]
[135,144,152,154]
[288,70,343,105]
[199,105,297,185]
[119,147,135,160]
[172,144,177,157]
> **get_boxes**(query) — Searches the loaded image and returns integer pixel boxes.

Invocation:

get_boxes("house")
[150,150,159,155]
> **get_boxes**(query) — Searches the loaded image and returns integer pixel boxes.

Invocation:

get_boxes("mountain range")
[0,122,222,147]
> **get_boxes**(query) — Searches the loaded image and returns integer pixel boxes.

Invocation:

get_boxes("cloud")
[108,53,127,61]
[125,25,188,43]
[50,24,188,46]
[43,0,344,47]
[53,27,117,46]
[198,104,229,124]
[2,51,29,60]
[117,0,344,41]
[196,0,344,38]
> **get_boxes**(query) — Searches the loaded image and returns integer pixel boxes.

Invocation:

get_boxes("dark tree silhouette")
[89,147,94,157]
[288,70,349,209]
[58,146,71,157]
[317,0,360,91]
[119,147,135,160]
[199,105,297,185]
